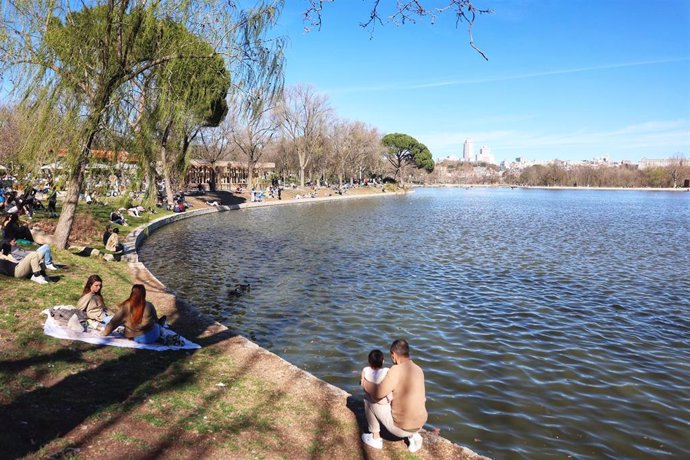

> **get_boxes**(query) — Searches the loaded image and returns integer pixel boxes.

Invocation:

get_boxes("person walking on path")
[361,339,428,453]
[47,187,58,218]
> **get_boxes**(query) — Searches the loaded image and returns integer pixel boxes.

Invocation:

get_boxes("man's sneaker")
[45,263,59,271]
[361,433,383,449]
[31,274,49,284]
[408,432,423,453]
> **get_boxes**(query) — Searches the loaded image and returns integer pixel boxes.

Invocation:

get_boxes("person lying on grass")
[0,239,59,284]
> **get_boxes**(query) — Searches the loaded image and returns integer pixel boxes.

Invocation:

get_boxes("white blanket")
[42,308,200,351]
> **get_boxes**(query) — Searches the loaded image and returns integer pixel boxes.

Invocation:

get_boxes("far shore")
[422,183,690,192]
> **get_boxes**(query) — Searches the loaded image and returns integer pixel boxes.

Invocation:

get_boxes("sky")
[276,0,690,164]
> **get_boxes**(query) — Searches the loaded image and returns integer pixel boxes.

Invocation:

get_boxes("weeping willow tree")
[0,0,284,249]
[129,22,231,209]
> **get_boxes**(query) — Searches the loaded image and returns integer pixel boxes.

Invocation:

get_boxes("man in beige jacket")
[361,339,428,452]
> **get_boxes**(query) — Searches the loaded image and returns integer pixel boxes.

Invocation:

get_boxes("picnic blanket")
[42,306,200,351]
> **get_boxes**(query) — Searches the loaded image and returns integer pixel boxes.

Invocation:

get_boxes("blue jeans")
[133,323,160,344]
[36,244,53,266]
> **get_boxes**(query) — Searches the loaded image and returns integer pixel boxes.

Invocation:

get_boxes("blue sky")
[277,0,690,164]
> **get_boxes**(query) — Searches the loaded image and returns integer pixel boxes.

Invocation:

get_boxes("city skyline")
[277,1,690,164]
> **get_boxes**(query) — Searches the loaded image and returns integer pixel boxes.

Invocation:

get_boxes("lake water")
[139,188,690,459]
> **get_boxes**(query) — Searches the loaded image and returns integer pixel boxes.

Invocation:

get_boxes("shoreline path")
[123,187,492,459]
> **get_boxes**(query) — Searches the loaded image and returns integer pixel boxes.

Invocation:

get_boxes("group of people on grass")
[0,185,59,218]
[79,275,165,344]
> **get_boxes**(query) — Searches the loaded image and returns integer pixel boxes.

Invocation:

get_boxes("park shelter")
[186,159,275,190]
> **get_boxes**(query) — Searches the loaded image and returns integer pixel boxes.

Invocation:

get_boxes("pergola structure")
[186,159,275,190]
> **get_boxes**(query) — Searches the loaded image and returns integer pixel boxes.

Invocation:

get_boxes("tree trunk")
[162,144,174,208]
[52,120,100,249]
[247,161,255,190]
[160,122,174,207]
[298,147,308,187]
[52,162,86,249]
[210,166,217,191]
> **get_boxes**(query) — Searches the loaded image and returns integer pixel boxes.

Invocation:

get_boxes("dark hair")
[112,227,119,234]
[390,339,410,358]
[368,349,384,369]
[1,242,11,256]
[82,274,103,297]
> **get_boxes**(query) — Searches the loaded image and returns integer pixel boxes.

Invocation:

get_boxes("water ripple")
[140,188,690,459]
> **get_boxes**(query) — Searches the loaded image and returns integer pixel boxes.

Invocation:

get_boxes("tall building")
[478,146,495,164]
[463,139,473,162]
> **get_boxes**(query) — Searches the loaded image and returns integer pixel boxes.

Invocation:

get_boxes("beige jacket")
[76,293,108,321]
[105,233,119,252]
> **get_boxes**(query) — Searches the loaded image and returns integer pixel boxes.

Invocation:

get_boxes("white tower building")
[463,139,473,162]
[479,146,495,164]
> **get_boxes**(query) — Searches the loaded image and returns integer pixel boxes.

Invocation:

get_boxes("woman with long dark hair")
[76,275,111,322]
[101,284,161,344]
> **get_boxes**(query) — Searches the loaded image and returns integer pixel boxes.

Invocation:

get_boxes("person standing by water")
[361,339,428,453]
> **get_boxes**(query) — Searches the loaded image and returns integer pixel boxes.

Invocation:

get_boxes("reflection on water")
[139,188,690,459]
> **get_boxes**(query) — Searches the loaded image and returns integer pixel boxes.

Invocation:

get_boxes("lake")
[139,187,690,459]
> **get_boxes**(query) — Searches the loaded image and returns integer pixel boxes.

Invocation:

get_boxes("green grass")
[110,432,150,450]
[137,412,167,427]
[0,202,371,460]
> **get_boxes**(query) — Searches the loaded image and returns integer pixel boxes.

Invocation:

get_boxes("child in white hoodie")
[361,349,393,405]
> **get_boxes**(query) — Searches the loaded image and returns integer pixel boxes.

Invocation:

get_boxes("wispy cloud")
[327,58,690,94]
[419,119,690,160]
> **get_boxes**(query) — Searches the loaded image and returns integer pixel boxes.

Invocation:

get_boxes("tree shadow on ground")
[0,341,193,458]
[0,325,364,459]
[191,191,246,207]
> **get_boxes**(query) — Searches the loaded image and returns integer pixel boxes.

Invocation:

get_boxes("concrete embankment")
[123,192,492,460]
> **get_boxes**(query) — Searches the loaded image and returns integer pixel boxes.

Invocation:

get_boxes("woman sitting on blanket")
[101,284,162,344]
[77,275,112,323]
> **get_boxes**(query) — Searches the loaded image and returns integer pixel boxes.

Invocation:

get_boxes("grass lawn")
[0,196,476,460]
[1,203,365,460]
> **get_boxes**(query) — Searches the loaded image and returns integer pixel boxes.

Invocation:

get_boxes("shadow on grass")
[0,301,359,459]
[0,342,192,458]
[194,190,247,207]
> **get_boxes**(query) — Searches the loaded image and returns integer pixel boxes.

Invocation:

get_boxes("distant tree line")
[504,162,690,188]
[425,158,690,188]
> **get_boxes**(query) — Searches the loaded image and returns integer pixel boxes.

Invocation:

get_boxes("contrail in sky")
[328,57,690,93]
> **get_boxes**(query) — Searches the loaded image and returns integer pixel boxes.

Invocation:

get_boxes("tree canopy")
[1,0,284,248]
[381,132,434,184]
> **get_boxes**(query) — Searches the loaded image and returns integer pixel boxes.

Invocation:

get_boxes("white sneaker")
[31,274,49,284]
[45,263,59,271]
[361,433,383,449]
[408,432,423,453]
